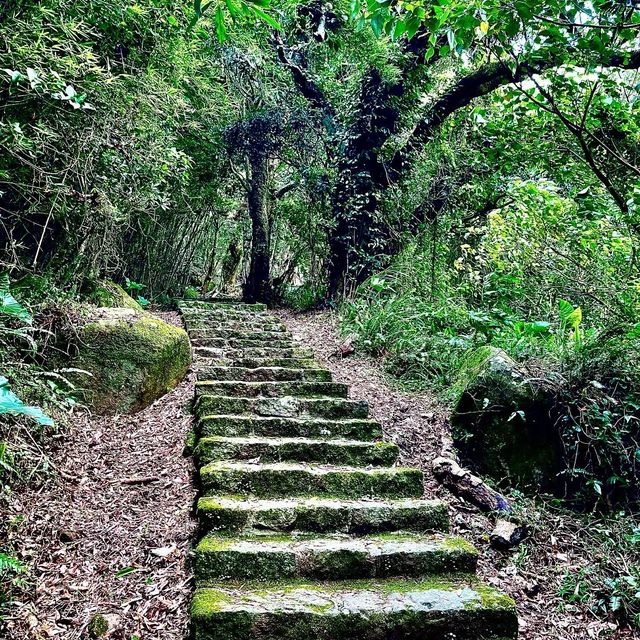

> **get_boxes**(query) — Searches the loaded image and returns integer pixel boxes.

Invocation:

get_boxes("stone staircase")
[178,300,518,640]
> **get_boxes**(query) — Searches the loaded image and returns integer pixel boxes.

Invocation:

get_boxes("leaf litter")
[3,312,196,639]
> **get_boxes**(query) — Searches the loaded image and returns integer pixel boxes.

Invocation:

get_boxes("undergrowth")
[340,181,640,630]
[0,274,80,618]
[512,497,640,631]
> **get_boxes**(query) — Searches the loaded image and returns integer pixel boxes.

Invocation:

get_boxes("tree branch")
[395,48,640,172]
[274,34,338,137]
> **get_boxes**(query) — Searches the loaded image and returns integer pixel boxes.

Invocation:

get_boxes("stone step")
[200,461,424,499]
[183,304,517,640]
[179,301,267,312]
[196,366,332,383]
[193,346,314,359]
[195,436,399,467]
[189,329,290,340]
[195,531,478,582]
[197,496,449,534]
[184,314,284,325]
[178,296,242,305]
[191,580,518,640]
[182,311,268,322]
[197,415,381,440]
[186,322,286,333]
[195,395,369,419]
[194,337,295,349]
[196,357,320,370]
[195,380,348,399]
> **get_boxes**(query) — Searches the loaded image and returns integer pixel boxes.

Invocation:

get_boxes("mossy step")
[195,436,399,467]
[200,461,424,499]
[195,381,348,399]
[198,496,449,534]
[178,296,241,305]
[196,357,320,370]
[195,531,477,582]
[184,316,285,327]
[193,346,314,359]
[189,329,291,340]
[196,395,369,419]
[182,311,268,322]
[179,301,267,312]
[194,337,295,349]
[191,579,518,640]
[197,415,381,440]
[186,322,286,333]
[196,367,332,383]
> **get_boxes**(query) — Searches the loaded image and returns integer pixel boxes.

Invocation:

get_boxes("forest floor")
[2,312,196,640]
[2,307,636,640]
[275,309,636,640]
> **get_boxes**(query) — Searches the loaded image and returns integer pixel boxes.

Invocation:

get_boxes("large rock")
[92,280,143,311]
[72,308,191,414]
[450,346,562,491]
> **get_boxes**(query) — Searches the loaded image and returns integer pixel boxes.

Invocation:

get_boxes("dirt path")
[2,314,196,640]
[276,309,634,640]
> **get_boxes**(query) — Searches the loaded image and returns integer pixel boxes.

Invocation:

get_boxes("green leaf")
[115,566,137,578]
[0,553,25,575]
[0,273,32,324]
[558,298,574,324]
[370,13,384,37]
[566,307,582,330]
[224,0,243,20]
[215,6,227,41]
[0,376,54,426]
[252,6,281,30]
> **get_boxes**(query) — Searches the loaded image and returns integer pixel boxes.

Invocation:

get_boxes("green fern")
[0,553,25,575]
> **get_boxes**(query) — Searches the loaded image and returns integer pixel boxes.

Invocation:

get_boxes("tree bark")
[221,236,242,292]
[244,152,271,303]
[432,456,512,513]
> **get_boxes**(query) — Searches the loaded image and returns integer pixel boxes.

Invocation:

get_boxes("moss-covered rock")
[451,346,562,490]
[72,308,191,414]
[92,280,143,311]
[88,613,109,638]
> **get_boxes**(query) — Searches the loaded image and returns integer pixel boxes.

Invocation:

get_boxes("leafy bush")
[555,331,640,508]
[280,284,327,312]
[341,177,640,508]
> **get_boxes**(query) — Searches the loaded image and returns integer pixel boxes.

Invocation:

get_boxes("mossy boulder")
[92,280,143,311]
[72,308,191,414]
[88,613,109,638]
[450,346,563,491]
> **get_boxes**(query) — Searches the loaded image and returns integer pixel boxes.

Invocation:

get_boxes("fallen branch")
[490,519,528,550]
[432,457,512,513]
[120,475,160,485]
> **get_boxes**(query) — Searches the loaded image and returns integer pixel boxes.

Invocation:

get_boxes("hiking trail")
[179,299,518,640]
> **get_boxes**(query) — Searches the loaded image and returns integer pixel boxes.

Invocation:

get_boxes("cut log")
[490,519,528,550]
[432,457,512,513]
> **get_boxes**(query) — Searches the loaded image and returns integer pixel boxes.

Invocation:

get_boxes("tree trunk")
[244,152,271,303]
[326,69,403,298]
[221,236,242,292]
